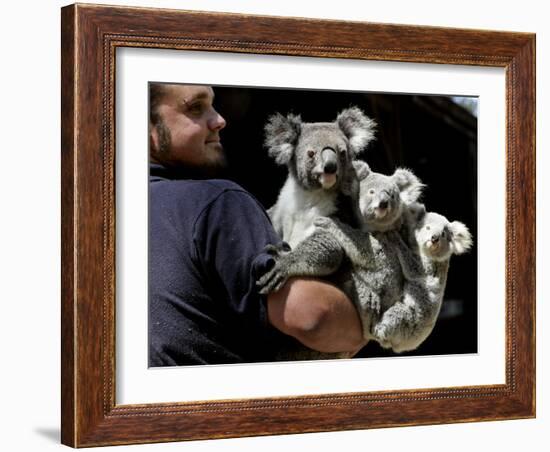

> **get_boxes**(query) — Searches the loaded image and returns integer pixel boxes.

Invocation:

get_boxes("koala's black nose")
[324,161,337,174]
[431,234,440,243]
[378,200,389,210]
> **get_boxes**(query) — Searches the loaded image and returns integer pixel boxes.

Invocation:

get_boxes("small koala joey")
[352,160,425,233]
[265,107,376,248]
[374,203,474,353]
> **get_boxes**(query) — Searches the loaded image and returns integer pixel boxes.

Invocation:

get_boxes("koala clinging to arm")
[265,107,376,248]
[258,162,426,348]
[257,161,374,295]
[311,163,426,336]
[374,203,474,353]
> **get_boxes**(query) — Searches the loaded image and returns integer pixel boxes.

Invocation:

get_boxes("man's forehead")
[166,84,214,102]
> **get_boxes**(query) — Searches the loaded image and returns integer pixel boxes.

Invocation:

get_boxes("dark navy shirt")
[148,164,286,366]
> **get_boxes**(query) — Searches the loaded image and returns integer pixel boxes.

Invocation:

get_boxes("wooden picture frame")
[61,3,535,447]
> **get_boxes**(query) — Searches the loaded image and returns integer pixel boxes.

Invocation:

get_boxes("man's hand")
[267,277,367,354]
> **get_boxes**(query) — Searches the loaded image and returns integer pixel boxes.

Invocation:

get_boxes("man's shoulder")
[200,178,248,194]
[151,177,245,196]
[149,164,247,199]
[150,177,262,215]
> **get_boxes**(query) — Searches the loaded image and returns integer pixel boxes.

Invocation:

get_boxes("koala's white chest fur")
[269,177,339,248]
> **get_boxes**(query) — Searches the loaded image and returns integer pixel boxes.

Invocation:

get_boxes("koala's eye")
[368,189,375,195]
[307,150,315,158]
[339,148,346,156]
[425,225,431,231]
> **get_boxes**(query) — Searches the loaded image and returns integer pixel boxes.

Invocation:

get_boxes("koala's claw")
[257,266,289,295]
[264,244,280,256]
[264,242,291,257]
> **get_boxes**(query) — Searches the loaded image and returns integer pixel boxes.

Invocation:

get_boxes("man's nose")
[209,110,226,131]
[431,234,440,243]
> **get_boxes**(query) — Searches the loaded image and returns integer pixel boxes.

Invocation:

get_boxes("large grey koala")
[265,107,376,248]
[374,204,473,352]
[258,162,425,359]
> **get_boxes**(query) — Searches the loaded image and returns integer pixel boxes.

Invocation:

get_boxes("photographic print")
[61,4,534,446]
[148,83,478,367]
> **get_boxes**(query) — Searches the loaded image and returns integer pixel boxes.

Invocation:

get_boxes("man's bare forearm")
[267,277,366,353]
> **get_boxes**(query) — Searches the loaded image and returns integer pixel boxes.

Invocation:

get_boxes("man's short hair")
[149,83,166,124]
[149,83,171,155]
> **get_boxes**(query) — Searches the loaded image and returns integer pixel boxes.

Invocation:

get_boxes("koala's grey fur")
[354,161,426,233]
[265,107,376,248]
[258,223,384,361]
[373,204,473,352]
[258,165,426,360]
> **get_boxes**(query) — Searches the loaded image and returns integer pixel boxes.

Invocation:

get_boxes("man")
[148,83,365,366]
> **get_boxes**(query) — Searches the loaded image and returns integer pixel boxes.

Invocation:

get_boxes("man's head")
[149,84,227,175]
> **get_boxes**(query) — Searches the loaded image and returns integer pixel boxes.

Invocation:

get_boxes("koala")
[265,107,376,248]
[313,163,426,318]
[355,161,425,233]
[257,164,425,359]
[373,204,473,353]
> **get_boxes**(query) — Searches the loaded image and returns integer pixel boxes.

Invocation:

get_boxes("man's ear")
[149,122,160,155]
[264,113,302,165]
[449,221,473,255]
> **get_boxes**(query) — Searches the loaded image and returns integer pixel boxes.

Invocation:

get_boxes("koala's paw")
[372,324,392,349]
[256,262,290,295]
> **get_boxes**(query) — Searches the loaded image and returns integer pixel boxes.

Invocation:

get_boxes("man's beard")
[154,119,228,178]
[201,143,229,178]
[155,118,172,157]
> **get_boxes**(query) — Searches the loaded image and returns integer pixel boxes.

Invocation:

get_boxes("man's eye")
[186,103,205,114]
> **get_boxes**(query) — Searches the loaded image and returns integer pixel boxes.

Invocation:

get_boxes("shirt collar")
[149,163,197,182]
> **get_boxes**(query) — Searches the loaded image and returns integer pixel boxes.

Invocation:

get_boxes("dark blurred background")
[212,85,478,358]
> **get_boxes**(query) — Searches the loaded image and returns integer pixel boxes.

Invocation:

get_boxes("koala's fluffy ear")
[353,160,371,180]
[449,221,473,255]
[393,168,425,205]
[336,107,376,157]
[341,160,371,195]
[403,203,426,240]
[407,202,427,224]
[264,113,302,165]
